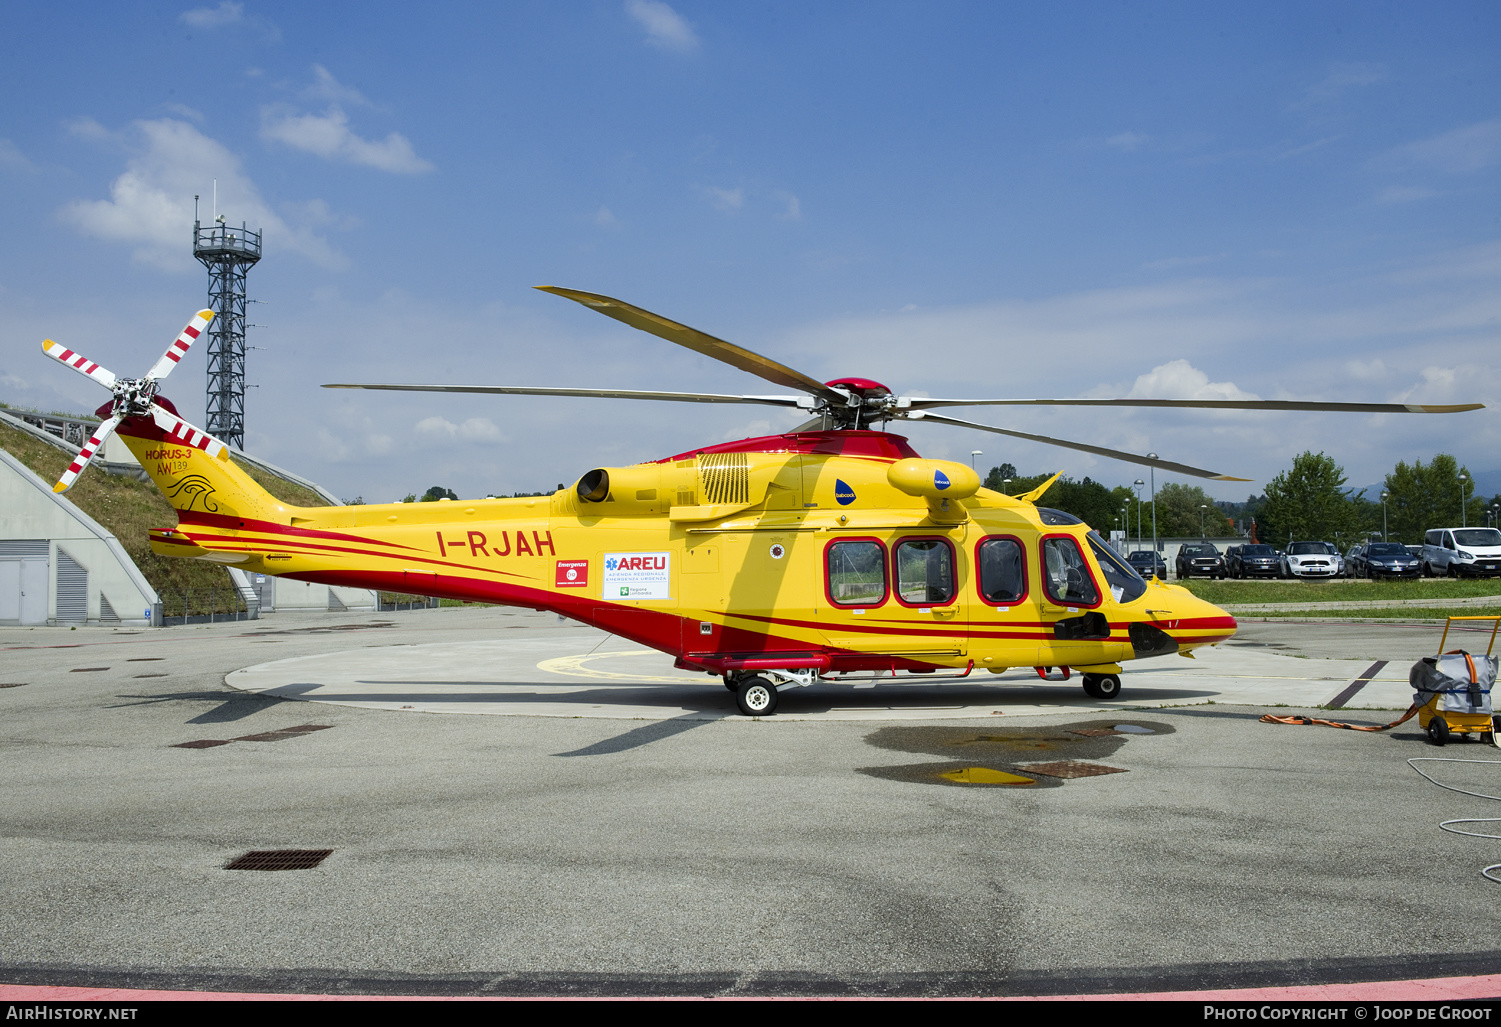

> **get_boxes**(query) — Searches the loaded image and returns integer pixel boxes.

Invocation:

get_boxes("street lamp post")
[1460,473,1469,527]
[1148,456,1158,574]
[1133,479,1144,551]
[1381,490,1388,542]
[970,450,982,471]
[1002,478,1012,496]
[1200,504,1207,538]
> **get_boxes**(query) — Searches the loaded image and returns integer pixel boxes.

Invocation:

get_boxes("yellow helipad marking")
[938,767,1035,785]
[537,650,695,683]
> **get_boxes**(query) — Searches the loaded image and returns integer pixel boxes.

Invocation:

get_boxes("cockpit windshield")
[1087,532,1147,605]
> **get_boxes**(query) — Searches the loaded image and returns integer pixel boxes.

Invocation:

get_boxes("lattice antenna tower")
[192,190,261,450]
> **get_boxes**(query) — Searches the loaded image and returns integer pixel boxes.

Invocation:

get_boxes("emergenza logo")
[835,479,857,505]
[601,551,671,601]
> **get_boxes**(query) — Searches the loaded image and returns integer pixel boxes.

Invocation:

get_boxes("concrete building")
[0,449,159,626]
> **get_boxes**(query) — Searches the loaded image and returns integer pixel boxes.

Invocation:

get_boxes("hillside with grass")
[0,419,331,608]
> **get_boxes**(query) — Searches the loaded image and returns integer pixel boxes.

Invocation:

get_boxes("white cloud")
[163,103,205,122]
[180,1,242,28]
[306,65,371,107]
[1388,119,1501,175]
[1376,185,1440,204]
[415,416,504,443]
[65,117,112,142]
[59,118,345,271]
[1293,62,1386,110]
[595,205,619,228]
[703,186,743,212]
[625,0,700,53]
[1124,359,1259,401]
[1105,132,1148,152]
[775,191,802,221]
[261,105,434,174]
[0,139,35,172]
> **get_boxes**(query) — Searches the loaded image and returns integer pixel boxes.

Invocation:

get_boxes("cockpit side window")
[1041,536,1100,607]
[1087,532,1147,605]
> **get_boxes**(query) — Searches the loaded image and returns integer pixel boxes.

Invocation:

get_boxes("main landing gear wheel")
[1082,673,1122,700]
[736,676,779,717]
[1428,717,1450,746]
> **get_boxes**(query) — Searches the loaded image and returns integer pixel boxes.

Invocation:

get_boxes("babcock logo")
[835,479,857,505]
[933,470,950,491]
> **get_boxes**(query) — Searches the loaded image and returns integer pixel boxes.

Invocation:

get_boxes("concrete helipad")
[224,634,1421,720]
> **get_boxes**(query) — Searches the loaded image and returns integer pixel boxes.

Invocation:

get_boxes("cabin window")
[894,539,955,605]
[1041,536,1100,607]
[826,539,887,606]
[1086,532,1147,605]
[977,537,1026,604]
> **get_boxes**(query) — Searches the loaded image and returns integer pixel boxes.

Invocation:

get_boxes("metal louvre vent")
[55,548,88,623]
[99,593,119,623]
[697,452,750,505]
[0,540,49,558]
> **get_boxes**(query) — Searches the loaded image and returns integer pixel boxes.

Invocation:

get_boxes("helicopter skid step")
[224,635,1419,722]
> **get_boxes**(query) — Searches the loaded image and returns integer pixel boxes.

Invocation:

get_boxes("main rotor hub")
[112,377,157,418]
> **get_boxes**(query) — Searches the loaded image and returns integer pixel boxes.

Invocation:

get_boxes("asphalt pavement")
[2,608,1499,997]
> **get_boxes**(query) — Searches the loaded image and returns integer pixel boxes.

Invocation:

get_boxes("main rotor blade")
[907,410,1251,481]
[53,415,120,493]
[536,286,849,407]
[41,340,117,391]
[903,397,1485,414]
[323,383,807,407]
[145,309,214,383]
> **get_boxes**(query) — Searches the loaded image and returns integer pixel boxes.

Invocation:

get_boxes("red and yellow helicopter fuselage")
[123,413,1235,704]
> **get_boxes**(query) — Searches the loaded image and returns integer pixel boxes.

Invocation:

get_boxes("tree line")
[983,453,1497,546]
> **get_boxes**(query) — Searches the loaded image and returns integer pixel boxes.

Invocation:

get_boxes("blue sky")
[2,1,1498,501]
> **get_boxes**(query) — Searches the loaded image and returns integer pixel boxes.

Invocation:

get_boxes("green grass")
[1179,578,1501,605]
[2,421,333,612]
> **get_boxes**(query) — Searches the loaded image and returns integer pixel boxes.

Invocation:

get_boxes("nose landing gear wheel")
[735,676,779,717]
[1082,673,1122,700]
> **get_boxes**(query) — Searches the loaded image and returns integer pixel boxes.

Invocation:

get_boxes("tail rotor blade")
[150,403,228,459]
[53,415,121,493]
[145,309,214,383]
[41,340,118,391]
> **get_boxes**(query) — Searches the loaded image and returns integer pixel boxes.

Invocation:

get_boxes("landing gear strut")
[1082,673,1122,700]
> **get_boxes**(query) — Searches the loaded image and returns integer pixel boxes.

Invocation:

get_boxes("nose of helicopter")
[1138,580,1238,655]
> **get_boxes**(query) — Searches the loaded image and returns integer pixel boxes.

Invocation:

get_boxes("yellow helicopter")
[40,290,1483,715]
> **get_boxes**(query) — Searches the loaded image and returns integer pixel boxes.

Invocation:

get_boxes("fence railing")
[378,592,440,611]
[161,587,255,625]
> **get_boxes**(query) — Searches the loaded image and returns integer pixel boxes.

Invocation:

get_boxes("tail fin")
[114,409,305,524]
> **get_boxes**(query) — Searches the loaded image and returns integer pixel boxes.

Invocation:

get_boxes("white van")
[1422,527,1501,578]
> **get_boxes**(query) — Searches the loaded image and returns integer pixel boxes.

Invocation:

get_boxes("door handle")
[933,608,956,619]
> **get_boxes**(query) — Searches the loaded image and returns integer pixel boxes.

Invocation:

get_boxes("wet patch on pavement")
[858,720,1173,788]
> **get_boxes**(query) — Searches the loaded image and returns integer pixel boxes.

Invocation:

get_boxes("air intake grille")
[0,540,48,558]
[697,452,750,505]
[55,548,88,623]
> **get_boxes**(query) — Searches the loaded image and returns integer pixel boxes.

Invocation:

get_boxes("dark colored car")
[1176,542,1226,579]
[1343,544,1366,578]
[1360,541,1423,579]
[1127,550,1167,579]
[1228,543,1281,578]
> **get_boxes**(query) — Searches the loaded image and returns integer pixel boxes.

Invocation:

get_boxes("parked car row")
[1117,529,1501,582]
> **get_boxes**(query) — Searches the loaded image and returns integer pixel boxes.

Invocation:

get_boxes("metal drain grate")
[225,849,333,871]
[174,739,231,749]
[70,667,109,673]
[127,658,164,662]
[1016,760,1128,779]
[0,683,27,689]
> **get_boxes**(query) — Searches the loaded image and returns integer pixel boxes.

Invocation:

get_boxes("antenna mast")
[192,199,261,451]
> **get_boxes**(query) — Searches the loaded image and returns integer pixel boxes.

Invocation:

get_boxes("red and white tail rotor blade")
[52,415,121,493]
[145,309,214,383]
[150,404,227,458]
[40,340,118,391]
